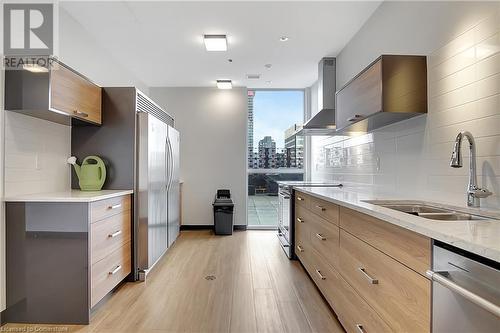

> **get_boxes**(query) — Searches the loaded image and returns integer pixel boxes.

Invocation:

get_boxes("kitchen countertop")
[4,189,133,203]
[294,186,500,263]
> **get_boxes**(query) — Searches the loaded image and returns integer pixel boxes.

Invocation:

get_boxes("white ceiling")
[61,1,381,88]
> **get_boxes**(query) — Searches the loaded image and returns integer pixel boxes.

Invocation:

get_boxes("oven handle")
[426,270,500,318]
[279,192,290,199]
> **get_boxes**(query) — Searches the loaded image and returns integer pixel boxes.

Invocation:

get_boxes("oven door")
[278,187,292,257]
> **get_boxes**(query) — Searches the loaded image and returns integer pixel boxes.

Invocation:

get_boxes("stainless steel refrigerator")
[137,113,180,272]
[71,87,180,281]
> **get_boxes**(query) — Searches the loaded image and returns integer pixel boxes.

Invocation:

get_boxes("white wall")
[150,87,248,226]
[311,1,500,209]
[58,7,149,93]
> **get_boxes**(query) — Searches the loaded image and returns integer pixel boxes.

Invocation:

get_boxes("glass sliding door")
[247,90,305,228]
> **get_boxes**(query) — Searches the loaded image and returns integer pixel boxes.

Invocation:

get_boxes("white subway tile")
[429,27,475,68]
[475,10,500,43]
[431,94,499,128]
[477,51,500,79]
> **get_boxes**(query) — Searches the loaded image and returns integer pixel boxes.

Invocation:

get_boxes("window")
[247,90,305,228]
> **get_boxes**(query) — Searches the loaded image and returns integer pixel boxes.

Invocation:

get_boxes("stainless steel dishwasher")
[426,242,500,332]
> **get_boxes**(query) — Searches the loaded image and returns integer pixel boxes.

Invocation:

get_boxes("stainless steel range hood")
[298,57,336,136]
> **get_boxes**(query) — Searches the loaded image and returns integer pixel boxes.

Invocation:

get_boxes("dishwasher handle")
[426,270,500,318]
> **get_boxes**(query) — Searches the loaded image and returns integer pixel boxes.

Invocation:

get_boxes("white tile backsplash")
[312,10,500,209]
[4,112,71,197]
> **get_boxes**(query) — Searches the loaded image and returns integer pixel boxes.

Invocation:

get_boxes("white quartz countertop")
[4,190,133,203]
[294,186,500,263]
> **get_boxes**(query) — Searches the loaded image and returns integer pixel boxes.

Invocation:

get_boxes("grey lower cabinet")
[4,194,132,324]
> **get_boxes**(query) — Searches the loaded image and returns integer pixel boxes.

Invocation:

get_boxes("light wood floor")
[4,230,344,333]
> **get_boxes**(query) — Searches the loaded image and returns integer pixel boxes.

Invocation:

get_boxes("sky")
[252,90,304,148]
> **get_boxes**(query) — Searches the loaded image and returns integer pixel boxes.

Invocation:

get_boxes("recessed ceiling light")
[204,35,227,51]
[264,64,272,69]
[216,80,232,89]
[279,36,289,42]
[246,74,261,80]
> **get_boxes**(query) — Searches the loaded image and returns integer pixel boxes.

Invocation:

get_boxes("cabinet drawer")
[335,275,393,333]
[295,240,310,268]
[91,242,131,308]
[308,196,339,225]
[295,191,310,209]
[304,248,342,313]
[91,195,132,223]
[339,230,430,333]
[309,214,340,268]
[295,204,310,246]
[340,207,430,275]
[91,211,132,264]
[50,63,102,125]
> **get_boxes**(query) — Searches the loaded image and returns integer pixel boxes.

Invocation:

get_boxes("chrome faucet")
[450,131,492,207]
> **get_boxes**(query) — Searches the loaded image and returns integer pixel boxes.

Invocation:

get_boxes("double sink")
[364,200,495,221]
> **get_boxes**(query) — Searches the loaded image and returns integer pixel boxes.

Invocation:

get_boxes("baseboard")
[180,225,213,230]
[233,225,247,231]
[180,225,247,231]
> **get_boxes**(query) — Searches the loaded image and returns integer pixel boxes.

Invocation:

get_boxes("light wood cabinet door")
[335,274,393,333]
[295,191,310,209]
[305,248,343,313]
[50,63,102,124]
[336,59,382,130]
[339,230,430,333]
[91,210,132,264]
[295,204,310,262]
[91,195,132,223]
[340,207,430,275]
[308,195,340,225]
[91,242,131,308]
[309,214,340,269]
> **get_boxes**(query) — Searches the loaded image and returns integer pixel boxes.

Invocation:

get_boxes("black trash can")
[213,189,234,235]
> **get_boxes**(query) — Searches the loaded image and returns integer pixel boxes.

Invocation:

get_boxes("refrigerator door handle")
[165,136,170,192]
[167,138,174,191]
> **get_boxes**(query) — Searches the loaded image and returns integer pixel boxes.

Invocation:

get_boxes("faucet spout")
[450,131,492,207]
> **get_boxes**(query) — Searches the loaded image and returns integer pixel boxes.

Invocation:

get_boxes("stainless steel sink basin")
[363,201,493,221]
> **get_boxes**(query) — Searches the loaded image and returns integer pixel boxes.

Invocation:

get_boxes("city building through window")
[247,90,305,228]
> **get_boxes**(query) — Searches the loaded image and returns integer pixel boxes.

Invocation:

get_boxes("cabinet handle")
[315,205,326,211]
[316,233,326,241]
[358,267,378,284]
[109,204,122,210]
[297,196,304,201]
[108,230,122,238]
[356,324,366,333]
[347,114,364,122]
[315,269,326,280]
[73,110,89,118]
[297,245,304,252]
[297,217,304,223]
[109,265,122,275]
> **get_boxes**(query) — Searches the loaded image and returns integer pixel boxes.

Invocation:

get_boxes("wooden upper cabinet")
[4,58,102,126]
[50,62,102,124]
[336,59,383,127]
[335,55,427,132]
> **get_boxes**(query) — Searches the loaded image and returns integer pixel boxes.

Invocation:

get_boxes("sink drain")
[205,275,216,280]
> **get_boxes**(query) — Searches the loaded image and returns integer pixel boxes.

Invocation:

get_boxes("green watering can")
[67,156,106,191]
